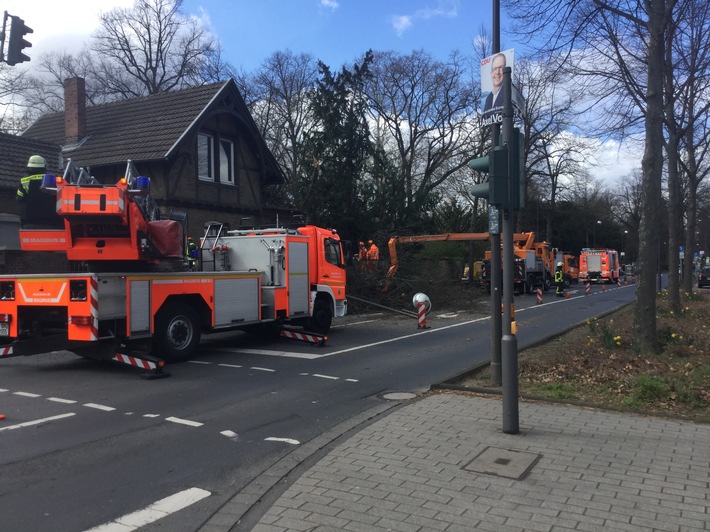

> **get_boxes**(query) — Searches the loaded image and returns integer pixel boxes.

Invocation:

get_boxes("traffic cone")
[0,413,5,421]
[565,291,571,299]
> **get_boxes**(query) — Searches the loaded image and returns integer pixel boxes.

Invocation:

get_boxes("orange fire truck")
[579,248,620,284]
[0,162,347,376]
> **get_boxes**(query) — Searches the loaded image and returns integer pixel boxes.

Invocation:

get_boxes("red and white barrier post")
[413,293,431,330]
[585,282,591,296]
[536,286,543,304]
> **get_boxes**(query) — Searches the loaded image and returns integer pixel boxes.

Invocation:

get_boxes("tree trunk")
[633,3,666,356]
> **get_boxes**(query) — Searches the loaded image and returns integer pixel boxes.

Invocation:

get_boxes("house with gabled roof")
[12,77,289,238]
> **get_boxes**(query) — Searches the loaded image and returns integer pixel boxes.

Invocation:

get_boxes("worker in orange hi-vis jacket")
[357,241,367,268]
[366,239,379,271]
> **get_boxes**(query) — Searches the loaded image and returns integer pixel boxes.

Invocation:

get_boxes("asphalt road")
[0,281,637,531]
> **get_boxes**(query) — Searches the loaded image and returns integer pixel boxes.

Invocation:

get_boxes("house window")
[219,139,234,185]
[198,133,214,181]
[198,133,235,185]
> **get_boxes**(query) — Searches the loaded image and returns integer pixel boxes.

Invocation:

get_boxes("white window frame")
[198,133,215,182]
[219,139,234,185]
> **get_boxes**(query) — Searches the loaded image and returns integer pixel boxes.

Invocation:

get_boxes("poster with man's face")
[480,49,522,126]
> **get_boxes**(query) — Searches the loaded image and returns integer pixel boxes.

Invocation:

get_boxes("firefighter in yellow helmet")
[16,155,62,228]
[554,261,565,297]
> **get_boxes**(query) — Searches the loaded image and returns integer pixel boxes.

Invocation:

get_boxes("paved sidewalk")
[233,393,710,532]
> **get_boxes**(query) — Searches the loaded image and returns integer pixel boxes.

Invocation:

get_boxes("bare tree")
[505,0,678,355]
[363,50,478,230]
[244,51,319,190]
[89,0,218,97]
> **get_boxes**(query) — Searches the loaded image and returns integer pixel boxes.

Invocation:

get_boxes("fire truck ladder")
[199,221,229,271]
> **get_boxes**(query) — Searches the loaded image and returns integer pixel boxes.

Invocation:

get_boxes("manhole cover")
[382,392,417,401]
[463,446,541,480]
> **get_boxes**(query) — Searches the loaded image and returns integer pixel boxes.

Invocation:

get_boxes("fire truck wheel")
[154,302,201,361]
[307,299,332,334]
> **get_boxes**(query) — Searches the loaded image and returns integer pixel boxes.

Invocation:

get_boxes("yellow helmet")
[27,155,47,169]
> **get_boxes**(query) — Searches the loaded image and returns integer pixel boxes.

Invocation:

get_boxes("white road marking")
[14,391,41,398]
[265,437,300,445]
[221,430,238,439]
[84,403,116,412]
[211,347,322,359]
[250,366,275,372]
[218,363,243,368]
[188,360,212,365]
[85,487,211,531]
[48,397,77,404]
[312,374,338,380]
[0,388,8,392]
[143,414,160,418]
[0,412,76,432]
[165,416,203,428]
[331,318,381,327]
[345,378,359,382]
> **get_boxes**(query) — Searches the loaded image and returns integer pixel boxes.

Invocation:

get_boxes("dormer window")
[198,132,234,185]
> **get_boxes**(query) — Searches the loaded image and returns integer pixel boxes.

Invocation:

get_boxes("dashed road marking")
[250,366,275,372]
[312,374,338,380]
[265,437,300,445]
[218,363,243,368]
[48,397,77,404]
[221,430,238,439]
[14,391,41,398]
[0,412,76,432]
[84,403,116,412]
[85,487,211,531]
[165,416,203,428]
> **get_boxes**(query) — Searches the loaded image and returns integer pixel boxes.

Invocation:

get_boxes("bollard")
[565,291,571,299]
[585,282,591,296]
[0,413,5,421]
[536,286,542,304]
[617,277,621,287]
[417,302,428,329]
[602,284,606,292]
[413,293,431,330]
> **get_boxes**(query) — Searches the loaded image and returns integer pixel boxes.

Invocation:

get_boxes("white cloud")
[392,15,413,37]
[3,1,134,58]
[391,0,458,36]
[320,0,339,10]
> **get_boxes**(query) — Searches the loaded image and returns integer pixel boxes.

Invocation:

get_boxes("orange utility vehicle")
[579,248,620,284]
[0,162,347,374]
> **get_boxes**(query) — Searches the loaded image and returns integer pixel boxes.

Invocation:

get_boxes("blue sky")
[185,0,504,72]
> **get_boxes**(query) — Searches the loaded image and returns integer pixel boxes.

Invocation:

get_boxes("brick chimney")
[64,77,86,145]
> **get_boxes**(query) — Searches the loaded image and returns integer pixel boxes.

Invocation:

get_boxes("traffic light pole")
[501,67,519,434]
[489,0,502,387]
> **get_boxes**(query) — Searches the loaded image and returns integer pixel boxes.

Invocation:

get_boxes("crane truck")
[0,161,347,375]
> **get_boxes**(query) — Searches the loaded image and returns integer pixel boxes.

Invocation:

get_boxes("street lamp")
[593,220,601,247]
[622,230,628,253]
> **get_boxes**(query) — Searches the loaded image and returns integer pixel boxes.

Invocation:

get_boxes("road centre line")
[165,416,203,428]
[14,391,41,398]
[312,374,338,380]
[250,366,275,372]
[84,403,116,412]
[48,397,77,404]
[0,412,76,432]
[85,487,211,532]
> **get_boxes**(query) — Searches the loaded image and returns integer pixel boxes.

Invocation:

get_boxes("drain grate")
[463,446,541,480]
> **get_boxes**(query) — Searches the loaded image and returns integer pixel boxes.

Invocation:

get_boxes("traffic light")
[469,145,509,207]
[6,15,33,66]
[509,129,526,210]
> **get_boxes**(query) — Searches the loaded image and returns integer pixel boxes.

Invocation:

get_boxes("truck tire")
[307,298,332,334]
[526,275,535,295]
[153,302,201,362]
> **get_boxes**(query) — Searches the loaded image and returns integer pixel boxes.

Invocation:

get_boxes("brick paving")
[203,393,710,531]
